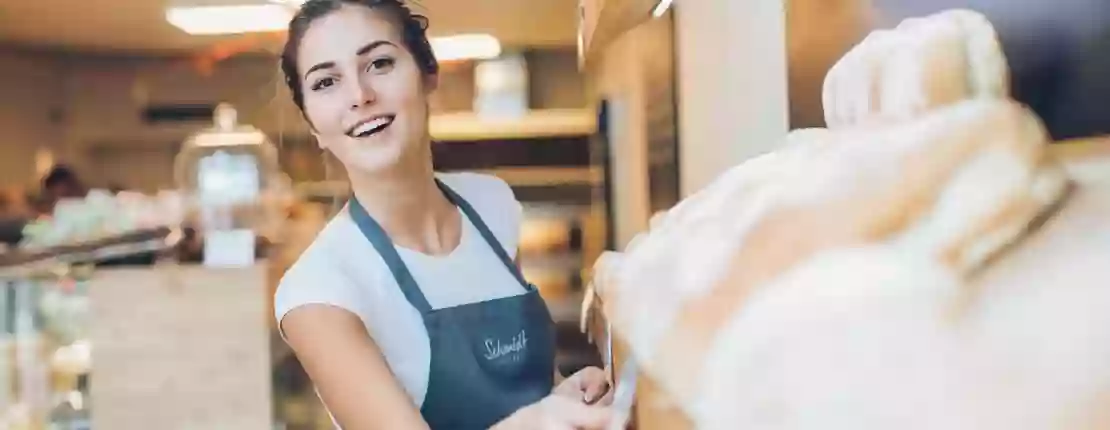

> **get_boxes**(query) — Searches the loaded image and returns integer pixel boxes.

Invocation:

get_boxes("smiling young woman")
[273,1,614,429]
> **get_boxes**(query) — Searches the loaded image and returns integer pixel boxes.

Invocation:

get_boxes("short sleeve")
[274,245,366,339]
[485,177,523,257]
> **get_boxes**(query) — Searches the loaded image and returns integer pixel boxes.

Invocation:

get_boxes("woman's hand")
[554,366,613,406]
[492,394,612,430]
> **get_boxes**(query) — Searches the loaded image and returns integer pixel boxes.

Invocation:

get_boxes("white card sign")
[203,229,257,268]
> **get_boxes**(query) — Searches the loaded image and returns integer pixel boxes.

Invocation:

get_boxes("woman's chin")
[340,146,410,176]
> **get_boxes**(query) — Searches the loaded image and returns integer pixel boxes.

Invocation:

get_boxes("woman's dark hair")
[280,0,439,113]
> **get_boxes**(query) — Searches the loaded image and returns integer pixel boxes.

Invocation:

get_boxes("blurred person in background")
[40,164,88,215]
[274,1,613,429]
[43,165,87,199]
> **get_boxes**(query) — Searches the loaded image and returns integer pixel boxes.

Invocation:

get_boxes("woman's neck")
[347,157,461,255]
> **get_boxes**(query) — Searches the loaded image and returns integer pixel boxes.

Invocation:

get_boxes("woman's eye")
[367,57,396,73]
[310,77,336,91]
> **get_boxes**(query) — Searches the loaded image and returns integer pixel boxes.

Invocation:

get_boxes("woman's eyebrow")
[303,40,397,80]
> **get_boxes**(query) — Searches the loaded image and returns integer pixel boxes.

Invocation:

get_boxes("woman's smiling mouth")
[347,115,396,138]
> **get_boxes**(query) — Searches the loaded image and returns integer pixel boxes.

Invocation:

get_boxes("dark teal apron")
[347,179,555,430]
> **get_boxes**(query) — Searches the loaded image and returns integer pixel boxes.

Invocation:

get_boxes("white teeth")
[352,117,392,136]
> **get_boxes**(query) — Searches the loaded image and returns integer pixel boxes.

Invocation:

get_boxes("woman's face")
[296,5,435,175]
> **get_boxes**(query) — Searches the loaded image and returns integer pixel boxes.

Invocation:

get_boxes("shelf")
[429,109,596,141]
[547,291,587,324]
[521,252,583,273]
[479,166,603,187]
[0,227,177,280]
[578,0,663,68]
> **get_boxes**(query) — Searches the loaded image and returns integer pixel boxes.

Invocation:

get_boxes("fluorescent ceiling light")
[168,3,500,61]
[270,0,501,61]
[652,0,674,17]
[431,34,502,61]
[167,4,292,35]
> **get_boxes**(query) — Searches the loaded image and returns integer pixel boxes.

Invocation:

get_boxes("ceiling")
[0,0,579,55]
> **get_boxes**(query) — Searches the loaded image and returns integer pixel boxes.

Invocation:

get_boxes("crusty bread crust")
[592,99,1079,426]
[823,9,1009,128]
[587,9,1106,428]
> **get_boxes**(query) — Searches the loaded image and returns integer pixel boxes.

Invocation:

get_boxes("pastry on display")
[587,9,1110,430]
[822,9,1009,128]
[518,217,573,255]
[17,190,185,250]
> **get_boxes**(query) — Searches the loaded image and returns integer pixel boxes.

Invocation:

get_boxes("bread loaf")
[822,9,1009,128]
[586,8,1110,427]
[591,99,1078,426]
[695,158,1110,430]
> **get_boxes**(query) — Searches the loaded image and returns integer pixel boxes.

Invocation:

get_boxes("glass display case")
[0,229,175,430]
[1,277,91,430]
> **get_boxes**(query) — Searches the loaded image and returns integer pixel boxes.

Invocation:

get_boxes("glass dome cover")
[173,103,281,206]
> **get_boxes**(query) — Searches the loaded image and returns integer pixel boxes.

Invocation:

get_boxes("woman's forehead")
[297,6,403,63]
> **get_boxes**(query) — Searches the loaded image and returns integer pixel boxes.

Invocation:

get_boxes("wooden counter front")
[89,264,273,430]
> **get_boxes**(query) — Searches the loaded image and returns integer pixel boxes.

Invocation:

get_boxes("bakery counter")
[1,262,275,430]
[88,265,273,430]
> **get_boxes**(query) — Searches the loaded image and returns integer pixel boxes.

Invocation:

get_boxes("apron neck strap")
[434,179,531,290]
[348,194,434,313]
[347,178,533,314]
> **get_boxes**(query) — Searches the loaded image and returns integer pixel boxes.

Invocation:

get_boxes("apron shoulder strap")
[347,197,435,313]
[435,179,533,291]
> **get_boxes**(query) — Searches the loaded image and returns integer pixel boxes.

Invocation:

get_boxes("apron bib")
[348,179,555,430]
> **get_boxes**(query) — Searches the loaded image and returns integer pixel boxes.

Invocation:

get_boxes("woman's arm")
[283,303,611,429]
[282,304,430,430]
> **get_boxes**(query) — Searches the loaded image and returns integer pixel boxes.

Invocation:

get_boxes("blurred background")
[0,0,1106,428]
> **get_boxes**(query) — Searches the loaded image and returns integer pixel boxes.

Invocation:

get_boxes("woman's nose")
[347,80,376,108]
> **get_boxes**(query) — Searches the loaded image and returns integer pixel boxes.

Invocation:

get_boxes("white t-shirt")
[274,172,526,407]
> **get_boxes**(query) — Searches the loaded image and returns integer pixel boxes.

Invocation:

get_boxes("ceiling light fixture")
[267,0,501,61]
[652,0,675,18]
[431,34,502,62]
[168,3,501,61]
[166,4,292,35]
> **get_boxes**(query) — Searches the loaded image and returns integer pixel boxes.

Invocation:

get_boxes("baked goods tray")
[0,227,178,280]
